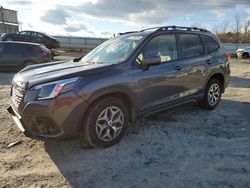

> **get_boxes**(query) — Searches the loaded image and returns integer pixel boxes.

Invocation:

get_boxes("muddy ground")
[0,58,250,188]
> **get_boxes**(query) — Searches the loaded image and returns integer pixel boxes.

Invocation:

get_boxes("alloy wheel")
[95,106,124,142]
[208,83,220,105]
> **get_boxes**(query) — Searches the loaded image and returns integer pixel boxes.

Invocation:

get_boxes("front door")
[132,34,188,112]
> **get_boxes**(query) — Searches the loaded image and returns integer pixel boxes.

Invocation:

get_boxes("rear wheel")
[81,97,129,148]
[199,79,222,110]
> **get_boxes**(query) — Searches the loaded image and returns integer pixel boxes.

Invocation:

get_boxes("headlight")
[33,77,80,100]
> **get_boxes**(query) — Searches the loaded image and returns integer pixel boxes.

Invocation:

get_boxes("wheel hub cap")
[96,106,124,142]
[208,83,220,105]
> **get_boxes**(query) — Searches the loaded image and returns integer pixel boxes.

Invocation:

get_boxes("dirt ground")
[0,58,250,188]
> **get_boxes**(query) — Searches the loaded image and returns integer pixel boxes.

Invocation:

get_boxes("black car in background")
[0,41,52,71]
[1,31,60,49]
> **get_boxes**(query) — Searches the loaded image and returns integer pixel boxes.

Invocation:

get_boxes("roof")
[20,30,56,39]
[0,41,41,46]
[118,25,210,36]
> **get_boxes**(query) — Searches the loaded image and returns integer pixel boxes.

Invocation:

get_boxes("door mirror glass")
[142,56,161,66]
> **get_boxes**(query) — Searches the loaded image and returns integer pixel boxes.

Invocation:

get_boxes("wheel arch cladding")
[78,91,136,132]
[207,73,225,92]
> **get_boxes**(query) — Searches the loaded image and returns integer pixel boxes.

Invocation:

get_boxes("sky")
[1,0,250,37]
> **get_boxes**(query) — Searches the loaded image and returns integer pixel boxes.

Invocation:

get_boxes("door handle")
[175,65,182,71]
[206,59,211,65]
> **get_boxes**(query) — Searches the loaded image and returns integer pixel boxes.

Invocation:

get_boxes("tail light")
[39,51,48,57]
[224,50,231,60]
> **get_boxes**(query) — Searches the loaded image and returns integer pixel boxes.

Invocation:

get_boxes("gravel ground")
[0,59,250,188]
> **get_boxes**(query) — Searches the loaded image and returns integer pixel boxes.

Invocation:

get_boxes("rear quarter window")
[179,34,204,59]
[200,35,220,54]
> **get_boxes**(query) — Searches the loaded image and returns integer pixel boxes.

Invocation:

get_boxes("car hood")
[236,48,245,52]
[13,60,113,89]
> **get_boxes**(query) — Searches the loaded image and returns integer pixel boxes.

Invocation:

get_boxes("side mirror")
[141,57,161,70]
[73,55,85,62]
[73,57,80,62]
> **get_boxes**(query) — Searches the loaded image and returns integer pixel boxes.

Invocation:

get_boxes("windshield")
[80,35,145,64]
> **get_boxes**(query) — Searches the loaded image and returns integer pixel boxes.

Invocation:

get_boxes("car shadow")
[0,73,15,85]
[229,76,250,88]
[44,99,250,187]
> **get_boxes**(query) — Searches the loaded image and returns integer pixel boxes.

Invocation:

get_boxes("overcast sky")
[1,0,250,37]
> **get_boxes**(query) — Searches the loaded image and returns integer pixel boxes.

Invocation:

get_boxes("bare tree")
[243,17,250,36]
[232,15,242,43]
[222,20,229,33]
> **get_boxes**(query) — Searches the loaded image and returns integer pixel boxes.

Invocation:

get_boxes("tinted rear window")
[201,35,220,54]
[179,34,204,58]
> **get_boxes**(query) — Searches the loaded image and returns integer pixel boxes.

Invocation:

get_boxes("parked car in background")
[0,41,52,71]
[236,47,250,59]
[1,31,60,49]
[7,26,230,148]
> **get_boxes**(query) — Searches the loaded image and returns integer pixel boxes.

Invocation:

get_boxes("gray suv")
[7,26,230,148]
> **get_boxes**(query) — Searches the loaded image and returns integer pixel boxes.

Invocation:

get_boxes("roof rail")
[117,25,209,36]
[117,31,138,35]
[140,25,209,33]
[140,27,163,32]
[158,26,209,32]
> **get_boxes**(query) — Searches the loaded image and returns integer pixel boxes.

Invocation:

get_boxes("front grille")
[11,81,26,108]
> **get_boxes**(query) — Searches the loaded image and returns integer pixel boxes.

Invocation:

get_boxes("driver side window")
[137,34,177,64]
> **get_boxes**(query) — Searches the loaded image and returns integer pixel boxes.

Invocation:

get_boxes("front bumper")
[7,106,26,133]
[7,91,88,140]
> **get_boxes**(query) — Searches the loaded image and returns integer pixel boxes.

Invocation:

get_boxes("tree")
[243,17,250,36]
[232,15,242,43]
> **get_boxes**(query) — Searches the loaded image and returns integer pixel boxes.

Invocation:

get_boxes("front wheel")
[81,97,129,148]
[199,79,222,110]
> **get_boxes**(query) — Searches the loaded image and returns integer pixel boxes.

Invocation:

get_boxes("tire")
[81,97,129,148]
[242,53,249,59]
[199,79,222,110]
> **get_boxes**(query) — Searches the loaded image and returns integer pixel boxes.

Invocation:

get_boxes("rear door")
[30,32,39,43]
[177,33,208,95]
[1,44,23,67]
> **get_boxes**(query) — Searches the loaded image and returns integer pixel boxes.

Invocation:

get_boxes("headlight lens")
[33,77,80,100]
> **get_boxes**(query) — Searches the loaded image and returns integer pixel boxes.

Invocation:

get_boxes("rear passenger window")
[201,35,220,54]
[179,34,204,58]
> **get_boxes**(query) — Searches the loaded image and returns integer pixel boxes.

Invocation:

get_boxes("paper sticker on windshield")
[128,36,143,40]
